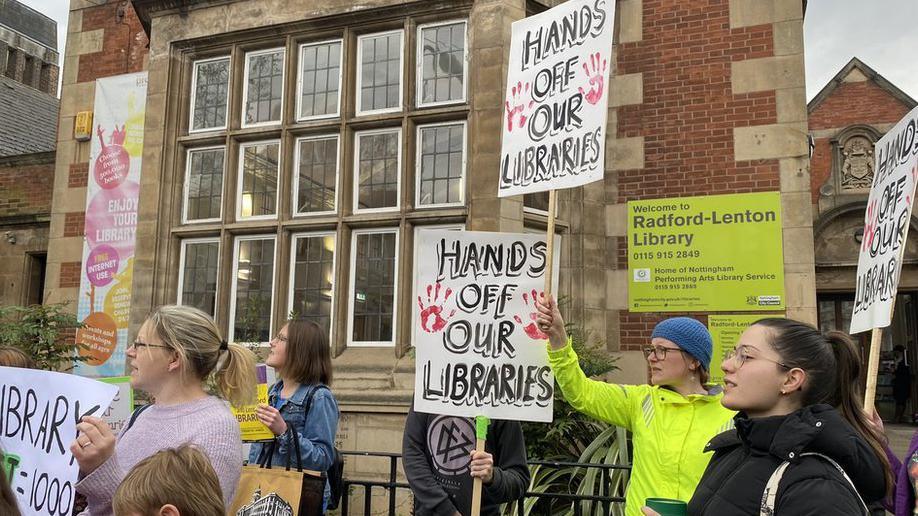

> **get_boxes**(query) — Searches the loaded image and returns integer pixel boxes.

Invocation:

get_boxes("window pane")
[233,238,275,343]
[299,41,341,118]
[245,50,284,125]
[291,235,335,334]
[191,58,229,131]
[418,124,464,206]
[180,241,219,316]
[524,191,550,212]
[352,232,396,343]
[240,142,279,218]
[420,22,465,104]
[185,148,224,220]
[296,136,338,213]
[357,131,399,210]
[359,32,401,112]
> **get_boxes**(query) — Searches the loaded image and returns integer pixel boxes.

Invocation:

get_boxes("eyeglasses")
[724,345,791,370]
[641,346,685,360]
[271,333,289,343]
[131,341,171,350]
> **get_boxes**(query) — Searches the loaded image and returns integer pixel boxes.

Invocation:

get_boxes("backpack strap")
[121,403,151,436]
[759,452,869,516]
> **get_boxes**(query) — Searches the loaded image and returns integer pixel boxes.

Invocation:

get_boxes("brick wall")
[0,155,54,217]
[59,261,81,288]
[613,0,787,350]
[77,1,148,83]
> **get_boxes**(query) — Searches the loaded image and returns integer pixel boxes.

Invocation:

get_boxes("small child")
[112,445,224,516]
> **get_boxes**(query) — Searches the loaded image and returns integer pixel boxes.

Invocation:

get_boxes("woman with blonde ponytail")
[71,305,257,516]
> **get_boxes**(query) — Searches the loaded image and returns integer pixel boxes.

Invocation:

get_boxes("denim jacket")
[248,381,339,472]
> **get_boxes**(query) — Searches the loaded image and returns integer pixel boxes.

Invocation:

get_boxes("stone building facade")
[0,0,59,95]
[45,0,814,502]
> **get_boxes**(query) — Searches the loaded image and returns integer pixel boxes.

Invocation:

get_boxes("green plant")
[234,294,270,345]
[0,303,86,371]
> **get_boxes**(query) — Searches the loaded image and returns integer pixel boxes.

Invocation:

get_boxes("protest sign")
[98,376,133,434]
[232,364,274,442]
[498,0,615,197]
[627,192,785,312]
[850,105,918,334]
[708,314,782,385]
[75,71,148,377]
[0,367,118,516]
[413,230,560,423]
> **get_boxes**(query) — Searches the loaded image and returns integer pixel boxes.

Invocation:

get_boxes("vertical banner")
[0,367,118,516]
[498,0,615,197]
[413,230,560,423]
[708,315,782,385]
[75,72,148,377]
[851,105,918,334]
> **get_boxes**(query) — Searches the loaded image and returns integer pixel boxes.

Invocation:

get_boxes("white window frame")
[292,134,340,217]
[287,231,337,343]
[181,145,225,224]
[188,56,231,134]
[236,139,281,221]
[356,29,404,116]
[353,128,402,214]
[415,120,467,209]
[241,47,286,129]
[410,224,464,348]
[176,237,221,316]
[296,39,344,122]
[347,228,400,347]
[228,234,277,346]
[523,193,560,217]
[416,20,468,109]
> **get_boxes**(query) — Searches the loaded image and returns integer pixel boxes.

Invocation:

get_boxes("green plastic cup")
[645,498,688,516]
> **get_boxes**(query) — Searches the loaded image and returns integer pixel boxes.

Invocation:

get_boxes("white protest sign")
[413,230,560,422]
[0,367,118,516]
[99,376,133,435]
[498,0,615,197]
[851,105,918,334]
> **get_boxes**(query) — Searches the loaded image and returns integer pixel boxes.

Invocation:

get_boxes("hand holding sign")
[469,449,495,484]
[513,290,549,340]
[535,293,568,350]
[255,403,288,436]
[70,416,116,475]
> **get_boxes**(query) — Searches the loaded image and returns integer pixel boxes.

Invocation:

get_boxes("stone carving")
[840,135,874,189]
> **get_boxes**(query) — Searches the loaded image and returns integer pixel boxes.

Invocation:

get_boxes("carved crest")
[841,136,874,189]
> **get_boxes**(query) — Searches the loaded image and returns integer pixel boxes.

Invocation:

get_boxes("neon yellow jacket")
[547,341,736,516]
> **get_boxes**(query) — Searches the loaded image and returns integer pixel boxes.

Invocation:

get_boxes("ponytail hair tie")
[219,340,229,351]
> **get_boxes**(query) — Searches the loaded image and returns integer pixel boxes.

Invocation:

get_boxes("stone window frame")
[415,19,469,109]
[169,9,471,356]
[228,234,277,346]
[176,237,221,317]
[414,120,467,209]
[287,230,337,341]
[181,145,225,224]
[347,227,400,347]
[292,133,340,217]
[828,124,883,195]
[188,56,231,133]
[295,39,344,122]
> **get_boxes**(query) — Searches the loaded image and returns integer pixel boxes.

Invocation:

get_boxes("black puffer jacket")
[688,404,887,515]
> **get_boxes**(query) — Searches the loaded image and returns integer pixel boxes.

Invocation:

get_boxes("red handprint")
[862,199,877,252]
[505,82,535,132]
[514,289,548,340]
[418,283,455,333]
[578,53,608,105]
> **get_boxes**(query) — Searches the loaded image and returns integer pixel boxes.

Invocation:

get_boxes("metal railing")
[339,451,630,516]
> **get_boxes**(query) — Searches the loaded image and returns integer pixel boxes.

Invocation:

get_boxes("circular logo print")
[427,415,475,476]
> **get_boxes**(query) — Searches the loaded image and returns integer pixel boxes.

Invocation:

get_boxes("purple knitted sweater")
[76,396,243,516]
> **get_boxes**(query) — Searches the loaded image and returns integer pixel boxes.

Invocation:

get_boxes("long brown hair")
[753,318,893,493]
[282,318,332,386]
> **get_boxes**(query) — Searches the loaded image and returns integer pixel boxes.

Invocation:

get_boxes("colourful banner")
[850,105,918,334]
[708,315,782,385]
[75,72,148,377]
[232,364,274,442]
[497,0,615,197]
[627,192,785,312]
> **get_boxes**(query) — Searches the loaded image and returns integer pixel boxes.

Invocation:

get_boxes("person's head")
[127,305,257,406]
[721,318,891,488]
[112,444,224,516]
[0,450,22,516]
[0,346,34,368]
[267,318,332,385]
[645,317,712,388]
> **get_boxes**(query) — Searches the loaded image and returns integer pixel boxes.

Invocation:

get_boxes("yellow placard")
[232,382,273,442]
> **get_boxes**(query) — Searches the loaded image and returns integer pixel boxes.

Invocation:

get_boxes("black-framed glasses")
[641,346,685,360]
[131,341,171,350]
[724,345,792,370]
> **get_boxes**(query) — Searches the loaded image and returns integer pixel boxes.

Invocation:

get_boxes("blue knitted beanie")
[650,317,712,371]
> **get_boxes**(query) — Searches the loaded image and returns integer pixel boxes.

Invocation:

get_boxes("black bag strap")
[259,384,329,472]
[121,403,151,436]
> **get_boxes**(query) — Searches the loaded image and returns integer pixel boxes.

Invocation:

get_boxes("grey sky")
[23,0,918,104]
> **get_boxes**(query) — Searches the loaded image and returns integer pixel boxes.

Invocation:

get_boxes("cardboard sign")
[498,0,615,197]
[232,364,274,442]
[0,367,118,516]
[413,230,560,423]
[99,376,133,435]
[851,105,918,334]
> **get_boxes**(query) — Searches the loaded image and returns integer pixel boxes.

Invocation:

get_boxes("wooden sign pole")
[863,327,884,409]
[470,416,490,516]
[544,189,557,295]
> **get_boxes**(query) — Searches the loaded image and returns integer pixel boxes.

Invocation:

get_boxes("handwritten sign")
[851,105,918,334]
[498,0,615,197]
[232,364,273,442]
[0,367,118,516]
[99,376,133,434]
[413,230,560,422]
